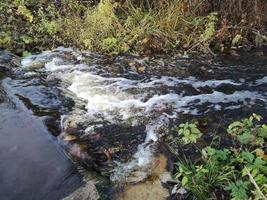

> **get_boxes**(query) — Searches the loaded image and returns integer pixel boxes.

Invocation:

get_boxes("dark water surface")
[0,72,82,200]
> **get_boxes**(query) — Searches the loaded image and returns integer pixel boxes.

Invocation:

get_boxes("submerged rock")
[63,181,100,200]
[117,154,170,200]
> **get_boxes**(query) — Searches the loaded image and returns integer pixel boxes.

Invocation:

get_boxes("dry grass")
[0,0,266,55]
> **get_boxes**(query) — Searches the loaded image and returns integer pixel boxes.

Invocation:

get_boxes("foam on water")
[64,70,263,180]
[68,70,262,118]
[255,76,267,85]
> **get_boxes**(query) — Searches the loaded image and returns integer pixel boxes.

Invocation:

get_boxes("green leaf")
[179,123,185,128]
[228,121,244,130]
[252,113,262,121]
[181,176,188,186]
[240,151,255,163]
[237,133,252,145]
[191,127,201,134]
[216,149,230,161]
[22,51,31,57]
[232,34,242,45]
[189,123,197,129]
[258,125,267,138]
[178,129,183,135]
[254,158,267,169]
[183,129,190,136]
[254,174,267,185]
[205,146,216,156]
[228,181,248,200]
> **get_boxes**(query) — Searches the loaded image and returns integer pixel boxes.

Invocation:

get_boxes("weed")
[175,122,202,144]
[173,114,267,199]
[227,113,267,146]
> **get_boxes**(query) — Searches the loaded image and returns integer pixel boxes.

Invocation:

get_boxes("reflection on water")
[0,74,82,200]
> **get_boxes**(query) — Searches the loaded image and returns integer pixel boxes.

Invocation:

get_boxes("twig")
[244,166,267,200]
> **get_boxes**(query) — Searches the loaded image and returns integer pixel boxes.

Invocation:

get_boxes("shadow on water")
[0,71,82,200]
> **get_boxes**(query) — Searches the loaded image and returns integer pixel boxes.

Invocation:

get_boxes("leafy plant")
[228,181,248,200]
[101,37,120,54]
[17,4,33,23]
[174,114,267,200]
[175,122,202,144]
[175,149,234,200]
[227,113,267,146]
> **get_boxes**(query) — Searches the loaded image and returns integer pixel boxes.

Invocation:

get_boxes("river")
[0,46,266,199]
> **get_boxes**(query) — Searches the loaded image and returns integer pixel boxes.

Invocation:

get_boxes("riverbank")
[1,0,266,56]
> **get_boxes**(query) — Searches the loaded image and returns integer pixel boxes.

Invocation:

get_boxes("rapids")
[1,46,267,199]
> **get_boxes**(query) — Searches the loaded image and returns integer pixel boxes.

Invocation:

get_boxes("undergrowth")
[0,0,266,55]
[173,114,267,200]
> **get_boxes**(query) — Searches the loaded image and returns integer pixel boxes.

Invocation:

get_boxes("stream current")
[1,47,267,199]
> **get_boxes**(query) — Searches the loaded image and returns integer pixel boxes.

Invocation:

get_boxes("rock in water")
[0,51,21,70]
[63,181,100,200]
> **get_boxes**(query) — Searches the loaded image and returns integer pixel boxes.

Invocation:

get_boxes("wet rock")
[118,180,169,200]
[255,51,264,57]
[125,171,148,183]
[118,154,170,200]
[159,171,174,183]
[0,85,6,104]
[0,51,21,70]
[23,60,45,70]
[74,123,146,173]
[128,61,146,73]
[171,185,187,195]
[63,181,99,200]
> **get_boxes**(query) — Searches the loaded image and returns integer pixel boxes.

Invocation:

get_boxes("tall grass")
[60,0,219,54]
[0,0,266,55]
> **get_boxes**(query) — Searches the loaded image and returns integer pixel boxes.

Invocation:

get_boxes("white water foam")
[255,76,267,85]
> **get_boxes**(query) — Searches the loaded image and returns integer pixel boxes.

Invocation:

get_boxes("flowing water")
[0,47,267,199]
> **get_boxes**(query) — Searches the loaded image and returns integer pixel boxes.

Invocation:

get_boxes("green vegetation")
[174,122,202,144]
[174,114,267,200]
[1,0,266,55]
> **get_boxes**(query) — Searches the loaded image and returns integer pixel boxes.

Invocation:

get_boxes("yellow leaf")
[17,5,33,23]
[27,15,33,23]
[63,135,77,141]
[142,38,149,44]
[255,149,267,161]
[138,66,146,73]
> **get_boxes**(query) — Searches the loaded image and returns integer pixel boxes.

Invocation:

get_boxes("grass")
[173,114,267,200]
[0,0,266,55]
